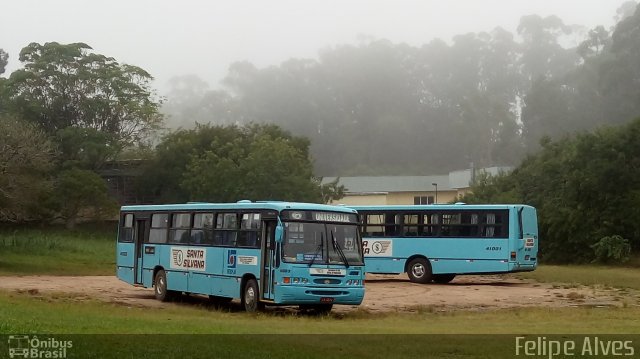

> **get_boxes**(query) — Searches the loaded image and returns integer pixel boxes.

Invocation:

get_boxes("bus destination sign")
[283,210,357,223]
[314,212,353,223]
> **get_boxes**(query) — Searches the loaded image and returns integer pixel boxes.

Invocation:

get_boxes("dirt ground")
[0,274,635,313]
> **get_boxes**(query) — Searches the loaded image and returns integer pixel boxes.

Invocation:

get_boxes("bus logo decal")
[228,250,237,268]
[363,240,392,257]
[170,247,206,271]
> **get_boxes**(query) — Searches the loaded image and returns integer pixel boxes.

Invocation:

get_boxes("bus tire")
[407,258,432,284]
[432,274,456,284]
[154,269,175,302]
[241,279,264,312]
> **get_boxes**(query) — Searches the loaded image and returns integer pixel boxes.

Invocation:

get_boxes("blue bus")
[116,201,365,312]
[349,204,538,283]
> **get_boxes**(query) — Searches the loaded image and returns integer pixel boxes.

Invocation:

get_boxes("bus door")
[134,218,149,285]
[260,220,278,300]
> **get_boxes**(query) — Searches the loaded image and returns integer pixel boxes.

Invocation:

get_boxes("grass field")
[1,289,640,334]
[0,289,638,358]
[515,264,640,290]
[0,224,115,275]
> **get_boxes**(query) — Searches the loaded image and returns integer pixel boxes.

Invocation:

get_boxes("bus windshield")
[282,221,364,266]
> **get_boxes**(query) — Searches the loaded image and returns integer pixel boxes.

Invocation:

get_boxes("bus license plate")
[320,297,334,303]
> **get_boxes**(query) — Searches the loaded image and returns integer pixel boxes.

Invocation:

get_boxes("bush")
[591,235,632,264]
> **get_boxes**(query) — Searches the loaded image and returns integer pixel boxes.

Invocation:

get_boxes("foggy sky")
[0,0,626,94]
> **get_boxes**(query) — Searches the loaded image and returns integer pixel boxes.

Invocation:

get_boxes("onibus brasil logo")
[7,335,72,358]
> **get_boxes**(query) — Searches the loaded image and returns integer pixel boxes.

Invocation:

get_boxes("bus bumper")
[274,286,365,305]
[509,262,537,272]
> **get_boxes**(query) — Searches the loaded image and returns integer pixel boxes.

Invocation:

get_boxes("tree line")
[163,2,639,176]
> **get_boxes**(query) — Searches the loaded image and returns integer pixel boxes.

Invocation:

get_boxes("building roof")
[322,175,452,193]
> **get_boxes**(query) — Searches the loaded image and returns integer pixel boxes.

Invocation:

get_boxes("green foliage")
[0,115,56,222]
[591,235,632,264]
[5,42,163,146]
[319,177,346,204]
[463,118,640,263]
[51,168,118,228]
[56,127,120,170]
[141,123,324,203]
[0,48,7,75]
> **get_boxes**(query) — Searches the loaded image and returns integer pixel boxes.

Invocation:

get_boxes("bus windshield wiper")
[308,232,324,267]
[331,230,350,268]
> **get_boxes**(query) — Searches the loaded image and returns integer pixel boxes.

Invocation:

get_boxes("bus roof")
[346,204,535,211]
[121,201,357,214]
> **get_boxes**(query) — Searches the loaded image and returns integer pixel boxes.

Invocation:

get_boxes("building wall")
[332,191,461,206]
[386,191,458,205]
[330,194,388,206]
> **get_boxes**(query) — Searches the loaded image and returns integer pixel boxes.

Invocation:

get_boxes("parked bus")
[348,204,538,284]
[116,201,365,312]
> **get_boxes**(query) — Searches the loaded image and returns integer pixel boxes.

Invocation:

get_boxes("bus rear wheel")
[407,258,432,284]
[432,274,456,284]
[241,279,264,312]
[154,269,176,302]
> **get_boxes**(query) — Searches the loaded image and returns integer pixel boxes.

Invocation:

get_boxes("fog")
[0,0,623,92]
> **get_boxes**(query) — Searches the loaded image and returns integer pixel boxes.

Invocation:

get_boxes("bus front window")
[328,224,364,266]
[282,221,364,266]
[282,222,326,263]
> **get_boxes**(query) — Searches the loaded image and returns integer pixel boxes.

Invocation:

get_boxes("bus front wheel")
[154,270,175,302]
[242,279,264,312]
[432,274,456,284]
[407,258,432,284]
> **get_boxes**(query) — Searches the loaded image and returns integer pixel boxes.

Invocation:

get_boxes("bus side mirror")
[274,225,283,243]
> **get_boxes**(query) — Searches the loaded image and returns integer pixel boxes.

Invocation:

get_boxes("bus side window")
[364,214,384,237]
[169,213,191,244]
[238,213,261,248]
[191,213,214,245]
[215,212,238,246]
[483,213,496,237]
[384,213,401,236]
[421,213,439,237]
[149,213,169,243]
[119,213,134,242]
[482,212,507,238]
[403,214,420,237]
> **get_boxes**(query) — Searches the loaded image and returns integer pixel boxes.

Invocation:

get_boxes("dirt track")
[0,274,635,313]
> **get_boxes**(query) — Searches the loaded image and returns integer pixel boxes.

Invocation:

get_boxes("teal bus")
[349,204,538,283]
[116,201,365,312]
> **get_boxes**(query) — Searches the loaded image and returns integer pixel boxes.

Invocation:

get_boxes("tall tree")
[139,123,323,203]
[0,49,7,75]
[600,3,640,124]
[517,15,577,82]
[6,42,163,147]
[0,115,55,221]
